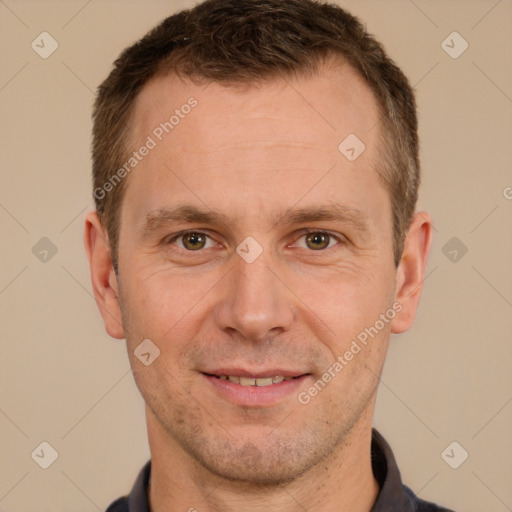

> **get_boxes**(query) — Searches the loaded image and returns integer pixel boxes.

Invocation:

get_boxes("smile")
[202,371,310,407]
[207,374,299,386]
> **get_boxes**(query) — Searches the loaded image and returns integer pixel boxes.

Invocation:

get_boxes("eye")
[169,231,216,251]
[293,231,342,251]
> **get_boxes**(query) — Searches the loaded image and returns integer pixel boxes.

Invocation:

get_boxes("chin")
[197,447,309,486]
[179,431,336,487]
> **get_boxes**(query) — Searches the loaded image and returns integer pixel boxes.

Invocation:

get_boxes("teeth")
[217,375,296,386]
[255,377,273,387]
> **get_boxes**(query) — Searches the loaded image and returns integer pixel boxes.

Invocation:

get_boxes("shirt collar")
[370,428,417,511]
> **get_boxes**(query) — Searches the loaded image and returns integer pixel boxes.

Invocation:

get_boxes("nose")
[213,250,295,343]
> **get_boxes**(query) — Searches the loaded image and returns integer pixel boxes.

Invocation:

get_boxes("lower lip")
[203,374,310,407]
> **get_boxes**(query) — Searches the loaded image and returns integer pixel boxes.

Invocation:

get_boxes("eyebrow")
[140,203,370,236]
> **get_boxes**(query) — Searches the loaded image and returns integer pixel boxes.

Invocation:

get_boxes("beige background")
[1,0,511,510]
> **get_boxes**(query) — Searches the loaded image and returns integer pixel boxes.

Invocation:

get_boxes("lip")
[202,371,311,407]
[203,368,306,378]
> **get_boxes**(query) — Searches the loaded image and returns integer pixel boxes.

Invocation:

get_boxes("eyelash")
[165,229,345,253]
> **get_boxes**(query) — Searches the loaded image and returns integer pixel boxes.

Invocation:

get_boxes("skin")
[85,60,432,512]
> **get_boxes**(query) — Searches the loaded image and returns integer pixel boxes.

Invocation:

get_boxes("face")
[87,62,430,484]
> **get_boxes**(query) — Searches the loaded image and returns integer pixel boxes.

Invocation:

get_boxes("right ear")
[84,211,125,339]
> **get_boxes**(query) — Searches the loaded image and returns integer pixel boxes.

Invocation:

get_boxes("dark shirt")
[106,429,455,512]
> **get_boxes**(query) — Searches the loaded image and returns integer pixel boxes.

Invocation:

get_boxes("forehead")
[131,60,381,155]
[122,62,387,232]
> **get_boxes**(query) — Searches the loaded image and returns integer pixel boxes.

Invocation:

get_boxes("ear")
[84,211,125,339]
[390,212,433,334]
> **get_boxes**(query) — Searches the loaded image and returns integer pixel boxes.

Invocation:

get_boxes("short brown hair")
[92,0,419,268]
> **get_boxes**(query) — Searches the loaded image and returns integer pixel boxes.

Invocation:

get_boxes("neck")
[147,405,379,512]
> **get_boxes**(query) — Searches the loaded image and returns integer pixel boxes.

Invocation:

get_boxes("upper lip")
[202,368,308,378]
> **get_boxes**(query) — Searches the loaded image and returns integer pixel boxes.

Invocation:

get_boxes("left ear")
[84,211,125,339]
[390,211,433,334]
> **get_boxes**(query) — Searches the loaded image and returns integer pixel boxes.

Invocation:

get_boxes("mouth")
[201,370,311,406]
[204,373,301,387]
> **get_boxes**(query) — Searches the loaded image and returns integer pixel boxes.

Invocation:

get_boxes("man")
[84,0,453,510]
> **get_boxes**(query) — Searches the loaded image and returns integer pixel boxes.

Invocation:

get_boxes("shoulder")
[105,496,129,512]
[104,460,151,511]
[404,486,457,512]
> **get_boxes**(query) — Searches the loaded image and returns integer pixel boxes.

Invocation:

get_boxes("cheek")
[293,264,396,384]
[302,262,392,327]
[119,264,222,351]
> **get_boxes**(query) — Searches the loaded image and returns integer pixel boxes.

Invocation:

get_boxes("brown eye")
[305,232,330,250]
[181,232,208,250]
